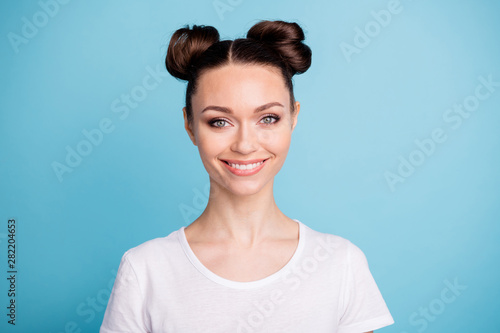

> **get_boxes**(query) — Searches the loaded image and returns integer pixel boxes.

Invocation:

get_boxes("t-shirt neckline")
[178,219,305,289]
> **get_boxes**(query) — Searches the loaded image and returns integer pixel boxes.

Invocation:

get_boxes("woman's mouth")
[220,158,269,176]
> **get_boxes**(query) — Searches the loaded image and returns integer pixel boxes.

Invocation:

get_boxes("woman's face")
[184,64,300,197]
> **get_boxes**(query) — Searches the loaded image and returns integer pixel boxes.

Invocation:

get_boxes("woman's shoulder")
[299,221,364,259]
[120,227,184,263]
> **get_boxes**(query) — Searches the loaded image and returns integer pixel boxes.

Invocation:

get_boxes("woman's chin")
[213,179,272,198]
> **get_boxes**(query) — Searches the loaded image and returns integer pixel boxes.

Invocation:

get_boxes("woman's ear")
[291,101,300,131]
[183,107,197,146]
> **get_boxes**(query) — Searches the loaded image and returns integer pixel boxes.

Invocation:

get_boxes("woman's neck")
[186,179,296,248]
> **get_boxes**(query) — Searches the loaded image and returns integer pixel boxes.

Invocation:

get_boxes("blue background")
[1,0,499,332]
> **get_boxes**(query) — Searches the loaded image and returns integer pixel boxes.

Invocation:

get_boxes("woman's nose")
[230,123,259,154]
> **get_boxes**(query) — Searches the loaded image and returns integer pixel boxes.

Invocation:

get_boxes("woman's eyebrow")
[201,102,284,114]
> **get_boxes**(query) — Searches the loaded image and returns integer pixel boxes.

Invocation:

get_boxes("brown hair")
[165,20,312,125]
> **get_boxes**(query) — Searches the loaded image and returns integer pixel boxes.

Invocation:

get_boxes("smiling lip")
[221,158,268,165]
[220,158,269,176]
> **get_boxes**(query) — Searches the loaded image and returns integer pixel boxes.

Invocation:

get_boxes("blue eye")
[208,114,281,128]
[261,114,281,125]
[209,118,229,128]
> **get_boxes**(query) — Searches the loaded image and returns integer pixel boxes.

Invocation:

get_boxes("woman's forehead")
[193,64,289,107]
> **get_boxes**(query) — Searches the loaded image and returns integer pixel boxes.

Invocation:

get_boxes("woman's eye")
[261,115,280,125]
[209,115,280,128]
[210,119,228,128]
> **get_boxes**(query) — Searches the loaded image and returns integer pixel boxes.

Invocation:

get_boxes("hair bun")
[247,20,312,75]
[166,25,220,81]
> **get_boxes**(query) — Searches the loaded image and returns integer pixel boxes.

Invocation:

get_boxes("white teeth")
[228,161,264,170]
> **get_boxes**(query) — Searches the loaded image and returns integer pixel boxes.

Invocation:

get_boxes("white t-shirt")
[100,220,394,333]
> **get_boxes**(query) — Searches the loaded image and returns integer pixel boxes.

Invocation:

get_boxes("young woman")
[100,20,394,333]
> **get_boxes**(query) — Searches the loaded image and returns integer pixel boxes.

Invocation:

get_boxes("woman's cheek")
[198,132,226,155]
[259,127,291,149]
